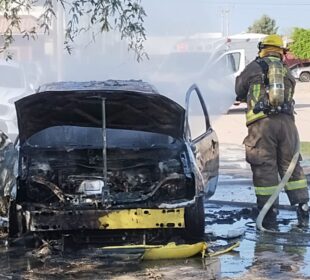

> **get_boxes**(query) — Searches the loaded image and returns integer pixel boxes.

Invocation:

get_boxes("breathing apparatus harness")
[253,57,294,116]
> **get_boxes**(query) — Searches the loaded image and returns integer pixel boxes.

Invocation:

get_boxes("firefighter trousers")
[243,114,309,208]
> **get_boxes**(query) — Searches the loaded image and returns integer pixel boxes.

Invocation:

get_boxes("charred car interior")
[9,80,219,247]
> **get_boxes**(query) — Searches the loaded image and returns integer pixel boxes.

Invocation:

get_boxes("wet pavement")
[1,143,310,279]
[208,143,310,279]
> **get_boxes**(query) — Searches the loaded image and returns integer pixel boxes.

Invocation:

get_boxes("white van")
[148,49,245,114]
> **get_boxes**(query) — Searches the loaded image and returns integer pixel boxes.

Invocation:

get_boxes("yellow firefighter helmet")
[259,34,284,49]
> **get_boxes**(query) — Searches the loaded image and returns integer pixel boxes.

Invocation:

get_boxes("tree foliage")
[290,28,310,59]
[0,0,147,61]
[247,14,278,35]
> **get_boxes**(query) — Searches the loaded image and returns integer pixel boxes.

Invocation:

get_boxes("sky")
[142,0,310,37]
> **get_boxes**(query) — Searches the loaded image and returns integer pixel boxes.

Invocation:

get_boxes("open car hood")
[15,81,185,144]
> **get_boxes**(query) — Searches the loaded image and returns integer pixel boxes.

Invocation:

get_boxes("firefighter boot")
[261,207,278,230]
[297,203,309,228]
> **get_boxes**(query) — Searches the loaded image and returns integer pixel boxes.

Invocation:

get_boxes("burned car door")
[184,84,219,198]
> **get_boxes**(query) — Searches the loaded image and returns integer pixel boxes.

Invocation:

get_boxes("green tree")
[290,28,310,59]
[247,14,278,35]
[0,0,147,61]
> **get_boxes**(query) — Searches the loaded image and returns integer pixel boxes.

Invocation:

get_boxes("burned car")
[9,80,219,246]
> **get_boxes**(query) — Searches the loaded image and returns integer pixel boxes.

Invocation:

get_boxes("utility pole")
[221,8,230,37]
[56,1,64,81]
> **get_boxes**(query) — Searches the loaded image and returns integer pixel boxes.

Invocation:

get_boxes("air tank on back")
[268,59,285,109]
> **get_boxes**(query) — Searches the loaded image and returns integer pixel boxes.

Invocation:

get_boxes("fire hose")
[256,134,301,232]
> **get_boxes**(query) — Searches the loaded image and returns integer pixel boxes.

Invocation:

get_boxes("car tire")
[8,200,27,238]
[183,196,205,240]
[8,200,19,238]
[300,72,310,82]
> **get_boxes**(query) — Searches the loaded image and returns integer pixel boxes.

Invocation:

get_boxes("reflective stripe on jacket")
[245,83,266,125]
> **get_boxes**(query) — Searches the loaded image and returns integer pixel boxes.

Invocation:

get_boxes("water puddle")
[206,202,310,279]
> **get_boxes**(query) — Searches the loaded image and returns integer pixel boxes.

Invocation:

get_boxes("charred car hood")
[15,81,185,143]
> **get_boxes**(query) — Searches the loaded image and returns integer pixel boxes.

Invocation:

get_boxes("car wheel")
[8,200,26,238]
[183,196,205,240]
[8,200,19,238]
[300,72,310,82]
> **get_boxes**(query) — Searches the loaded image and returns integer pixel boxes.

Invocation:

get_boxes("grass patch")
[301,142,310,159]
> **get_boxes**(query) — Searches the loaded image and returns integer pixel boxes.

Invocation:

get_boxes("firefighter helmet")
[258,34,284,50]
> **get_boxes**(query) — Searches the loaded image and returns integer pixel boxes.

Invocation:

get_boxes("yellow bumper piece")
[102,242,208,260]
[144,242,207,260]
[101,241,240,260]
[98,208,185,229]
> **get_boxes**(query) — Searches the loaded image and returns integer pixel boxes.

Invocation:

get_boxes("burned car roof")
[15,80,185,143]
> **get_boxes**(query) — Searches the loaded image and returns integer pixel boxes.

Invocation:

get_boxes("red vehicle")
[284,52,310,69]
[284,52,310,82]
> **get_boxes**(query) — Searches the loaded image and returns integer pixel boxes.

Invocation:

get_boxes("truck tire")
[300,72,310,82]
[183,196,205,240]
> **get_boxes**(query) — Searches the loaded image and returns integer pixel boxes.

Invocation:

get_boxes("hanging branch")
[0,0,148,61]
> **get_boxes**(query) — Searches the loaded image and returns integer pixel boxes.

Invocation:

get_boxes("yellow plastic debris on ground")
[102,242,207,260]
[207,241,240,257]
[143,242,207,260]
[101,241,240,261]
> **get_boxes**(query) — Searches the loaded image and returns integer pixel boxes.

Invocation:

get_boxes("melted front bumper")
[25,208,185,231]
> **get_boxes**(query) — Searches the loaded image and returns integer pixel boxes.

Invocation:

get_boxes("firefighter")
[235,34,309,228]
